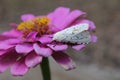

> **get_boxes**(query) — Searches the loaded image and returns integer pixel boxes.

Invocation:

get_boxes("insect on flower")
[0,7,97,76]
[53,23,91,44]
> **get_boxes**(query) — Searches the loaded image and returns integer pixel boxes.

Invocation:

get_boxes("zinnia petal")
[91,35,97,43]
[47,12,54,24]
[52,51,76,70]
[21,14,35,21]
[26,32,38,42]
[58,10,86,31]
[47,44,68,51]
[33,43,52,57]
[89,21,96,31]
[25,52,42,68]
[15,44,33,54]
[38,35,52,44]
[48,7,70,32]
[0,39,22,50]
[53,7,70,27]
[0,42,14,50]
[9,23,18,28]
[0,50,6,56]
[74,19,96,31]
[72,44,85,51]
[4,39,22,45]
[0,35,12,41]
[11,58,29,76]
[0,49,19,73]
[2,29,22,38]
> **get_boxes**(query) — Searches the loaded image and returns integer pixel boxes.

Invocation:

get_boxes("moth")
[53,23,91,44]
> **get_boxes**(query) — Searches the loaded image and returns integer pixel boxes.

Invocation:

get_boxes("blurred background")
[0,0,120,80]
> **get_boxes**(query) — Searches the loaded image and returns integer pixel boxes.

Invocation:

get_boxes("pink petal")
[0,35,13,41]
[58,10,86,31]
[2,29,22,38]
[47,12,54,23]
[0,49,19,73]
[15,44,33,54]
[21,14,35,21]
[4,39,22,45]
[91,35,97,43]
[9,23,18,28]
[0,39,21,50]
[25,52,42,68]
[52,51,76,70]
[72,44,85,51]
[53,7,70,28]
[89,21,96,31]
[47,44,68,51]
[48,7,70,32]
[11,58,29,76]
[26,32,38,42]
[38,35,52,44]
[0,42,14,50]
[74,19,96,31]
[33,43,52,57]
[0,50,6,56]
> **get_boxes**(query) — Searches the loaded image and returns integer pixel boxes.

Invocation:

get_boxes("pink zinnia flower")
[0,7,97,76]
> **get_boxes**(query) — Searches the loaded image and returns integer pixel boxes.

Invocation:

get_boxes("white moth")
[53,23,91,44]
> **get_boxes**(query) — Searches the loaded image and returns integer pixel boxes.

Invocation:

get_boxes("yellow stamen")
[33,17,50,26]
[17,21,34,30]
[17,16,50,37]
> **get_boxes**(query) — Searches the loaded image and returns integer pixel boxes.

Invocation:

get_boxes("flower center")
[17,17,50,37]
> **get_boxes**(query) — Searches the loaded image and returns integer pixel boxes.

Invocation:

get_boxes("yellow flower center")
[17,17,50,37]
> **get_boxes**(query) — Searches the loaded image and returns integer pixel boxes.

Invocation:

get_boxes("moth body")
[53,23,91,44]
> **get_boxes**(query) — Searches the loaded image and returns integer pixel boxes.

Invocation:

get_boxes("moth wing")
[53,23,91,44]
[69,31,91,44]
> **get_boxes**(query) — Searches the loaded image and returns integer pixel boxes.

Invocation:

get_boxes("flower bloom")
[0,7,97,76]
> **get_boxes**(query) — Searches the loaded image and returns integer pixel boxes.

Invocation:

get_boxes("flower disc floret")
[17,17,50,36]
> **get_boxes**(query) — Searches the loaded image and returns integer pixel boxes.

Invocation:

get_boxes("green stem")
[40,58,51,80]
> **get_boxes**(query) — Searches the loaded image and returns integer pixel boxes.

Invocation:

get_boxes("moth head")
[52,31,65,41]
